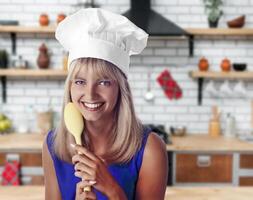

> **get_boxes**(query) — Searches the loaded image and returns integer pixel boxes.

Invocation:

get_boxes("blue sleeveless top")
[47,127,151,200]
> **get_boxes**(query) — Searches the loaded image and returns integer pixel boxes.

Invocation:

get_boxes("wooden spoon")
[64,102,91,192]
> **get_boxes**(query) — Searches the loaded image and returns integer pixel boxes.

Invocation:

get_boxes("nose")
[84,83,97,101]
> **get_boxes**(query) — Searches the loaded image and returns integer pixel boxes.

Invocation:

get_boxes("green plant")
[203,0,223,22]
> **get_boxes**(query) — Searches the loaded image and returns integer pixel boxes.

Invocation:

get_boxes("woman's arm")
[42,137,62,200]
[135,132,168,200]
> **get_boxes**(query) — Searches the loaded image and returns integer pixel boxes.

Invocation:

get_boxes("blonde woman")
[42,8,168,200]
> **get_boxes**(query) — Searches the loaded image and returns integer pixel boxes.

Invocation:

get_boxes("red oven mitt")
[157,69,182,100]
[1,160,21,185]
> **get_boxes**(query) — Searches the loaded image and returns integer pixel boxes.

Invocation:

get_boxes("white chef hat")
[55,8,148,77]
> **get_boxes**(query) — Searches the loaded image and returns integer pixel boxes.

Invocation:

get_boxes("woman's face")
[70,65,119,123]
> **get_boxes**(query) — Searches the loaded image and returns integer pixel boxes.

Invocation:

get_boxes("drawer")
[239,177,253,186]
[176,153,233,183]
[240,154,253,169]
[0,152,42,166]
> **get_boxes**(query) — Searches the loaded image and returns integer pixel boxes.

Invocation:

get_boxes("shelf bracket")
[10,32,16,55]
[189,34,194,57]
[1,76,7,103]
[197,78,204,105]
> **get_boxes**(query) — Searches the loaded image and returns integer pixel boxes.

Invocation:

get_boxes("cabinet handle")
[197,155,211,167]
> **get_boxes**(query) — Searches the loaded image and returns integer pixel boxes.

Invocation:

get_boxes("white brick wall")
[0,0,253,135]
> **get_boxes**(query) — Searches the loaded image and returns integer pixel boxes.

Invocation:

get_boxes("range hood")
[123,0,189,37]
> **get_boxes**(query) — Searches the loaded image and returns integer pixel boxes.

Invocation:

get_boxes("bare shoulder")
[145,132,167,156]
[135,131,168,200]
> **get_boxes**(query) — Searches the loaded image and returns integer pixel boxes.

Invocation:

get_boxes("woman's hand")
[72,145,127,199]
[75,180,96,200]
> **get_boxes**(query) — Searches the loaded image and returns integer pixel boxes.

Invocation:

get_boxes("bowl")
[227,15,245,28]
[232,63,247,71]
[170,126,186,137]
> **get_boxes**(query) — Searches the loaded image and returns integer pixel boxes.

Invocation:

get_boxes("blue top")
[47,127,151,200]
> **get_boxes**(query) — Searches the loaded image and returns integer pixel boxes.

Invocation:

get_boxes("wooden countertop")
[0,133,44,152]
[0,186,44,200]
[165,187,253,200]
[0,186,253,200]
[166,134,253,152]
[1,133,253,152]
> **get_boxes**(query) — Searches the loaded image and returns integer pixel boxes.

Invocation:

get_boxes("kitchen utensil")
[232,63,247,71]
[64,102,84,145]
[144,69,154,101]
[227,15,245,28]
[64,102,91,192]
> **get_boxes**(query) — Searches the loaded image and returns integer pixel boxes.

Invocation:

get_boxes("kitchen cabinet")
[175,153,233,183]
[0,133,44,185]
[239,154,253,186]
[167,134,253,186]
[0,152,43,185]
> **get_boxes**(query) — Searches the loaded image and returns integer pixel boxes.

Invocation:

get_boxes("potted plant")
[203,0,223,28]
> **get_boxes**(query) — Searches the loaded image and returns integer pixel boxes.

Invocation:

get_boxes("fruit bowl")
[227,15,245,28]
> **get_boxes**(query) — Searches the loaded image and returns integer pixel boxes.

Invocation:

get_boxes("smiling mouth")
[81,102,105,111]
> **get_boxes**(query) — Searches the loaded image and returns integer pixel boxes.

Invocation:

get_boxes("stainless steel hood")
[123,0,189,37]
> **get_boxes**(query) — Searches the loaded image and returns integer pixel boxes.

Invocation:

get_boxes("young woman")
[42,8,168,200]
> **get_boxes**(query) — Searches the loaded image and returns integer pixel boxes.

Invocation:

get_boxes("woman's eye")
[99,80,111,86]
[75,80,86,85]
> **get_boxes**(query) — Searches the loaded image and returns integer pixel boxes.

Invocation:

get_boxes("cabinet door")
[176,153,233,183]
[239,154,253,186]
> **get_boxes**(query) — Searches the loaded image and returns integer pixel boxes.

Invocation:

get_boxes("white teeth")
[83,102,103,109]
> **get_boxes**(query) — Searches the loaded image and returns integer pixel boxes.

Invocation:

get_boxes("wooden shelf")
[190,70,253,80]
[1,26,253,36]
[0,25,55,34]
[189,70,253,106]
[186,28,253,36]
[0,69,67,77]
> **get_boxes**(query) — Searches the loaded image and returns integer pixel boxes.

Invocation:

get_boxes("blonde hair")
[53,58,144,164]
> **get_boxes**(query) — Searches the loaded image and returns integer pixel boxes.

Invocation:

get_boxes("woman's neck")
[84,119,115,156]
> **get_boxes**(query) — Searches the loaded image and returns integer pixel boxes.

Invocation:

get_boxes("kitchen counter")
[165,187,253,200]
[167,134,253,152]
[1,133,253,152]
[0,133,44,152]
[0,186,252,200]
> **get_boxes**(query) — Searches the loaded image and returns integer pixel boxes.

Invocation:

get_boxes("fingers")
[73,145,98,161]
[72,154,96,169]
[74,170,96,182]
[76,181,96,200]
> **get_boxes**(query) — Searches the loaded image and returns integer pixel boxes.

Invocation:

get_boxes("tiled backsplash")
[0,0,253,134]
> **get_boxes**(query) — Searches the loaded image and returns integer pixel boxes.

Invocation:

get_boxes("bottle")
[224,113,236,137]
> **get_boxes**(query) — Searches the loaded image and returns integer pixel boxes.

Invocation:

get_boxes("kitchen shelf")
[0,69,67,103]
[185,28,253,56]
[0,25,55,54]
[186,28,253,36]
[0,69,67,77]
[0,25,55,34]
[2,26,253,36]
[189,70,253,105]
